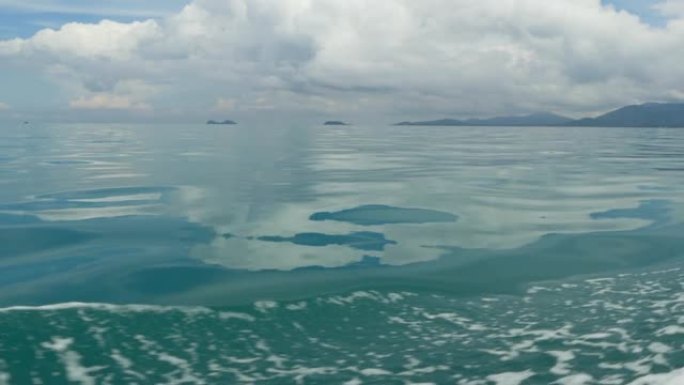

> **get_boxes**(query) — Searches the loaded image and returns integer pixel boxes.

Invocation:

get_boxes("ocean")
[0,123,682,384]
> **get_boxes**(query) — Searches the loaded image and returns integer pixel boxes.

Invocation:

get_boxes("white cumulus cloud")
[69,94,150,110]
[214,98,236,111]
[1,0,684,121]
[654,0,684,17]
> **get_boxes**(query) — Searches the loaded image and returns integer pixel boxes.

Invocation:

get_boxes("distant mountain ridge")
[465,112,574,126]
[567,103,684,127]
[396,112,573,126]
[395,103,684,127]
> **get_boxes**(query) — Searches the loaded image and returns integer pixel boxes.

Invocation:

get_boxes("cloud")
[214,98,235,111]
[0,101,10,110]
[2,0,684,121]
[69,94,150,111]
[2,19,160,59]
[654,0,684,17]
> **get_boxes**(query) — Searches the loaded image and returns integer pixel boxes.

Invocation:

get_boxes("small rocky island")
[207,120,237,125]
[324,121,349,126]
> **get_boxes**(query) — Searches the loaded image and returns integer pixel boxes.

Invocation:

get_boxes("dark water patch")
[0,212,217,306]
[590,199,671,226]
[122,266,232,296]
[0,257,95,286]
[0,213,41,225]
[310,204,458,225]
[65,215,217,247]
[0,227,97,257]
[385,220,684,295]
[638,184,672,192]
[0,214,215,254]
[423,230,682,293]
[257,231,397,251]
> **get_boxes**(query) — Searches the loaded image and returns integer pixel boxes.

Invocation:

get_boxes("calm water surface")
[0,123,683,384]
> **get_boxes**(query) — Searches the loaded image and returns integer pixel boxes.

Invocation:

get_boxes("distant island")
[207,120,237,125]
[567,103,684,127]
[395,103,684,127]
[324,121,349,126]
[396,112,572,127]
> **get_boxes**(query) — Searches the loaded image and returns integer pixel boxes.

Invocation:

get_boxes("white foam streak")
[42,337,104,385]
[626,367,684,385]
[486,370,535,385]
[0,302,209,314]
[0,302,254,321]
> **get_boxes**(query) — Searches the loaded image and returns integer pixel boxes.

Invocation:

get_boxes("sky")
[1,0,684,123]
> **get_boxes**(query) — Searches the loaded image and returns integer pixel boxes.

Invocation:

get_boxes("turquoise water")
[0,123,683,384]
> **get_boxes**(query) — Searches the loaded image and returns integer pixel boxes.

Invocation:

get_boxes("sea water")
[0,123,683,384]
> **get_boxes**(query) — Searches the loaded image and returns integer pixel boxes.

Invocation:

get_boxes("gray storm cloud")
[1,0,684,121]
